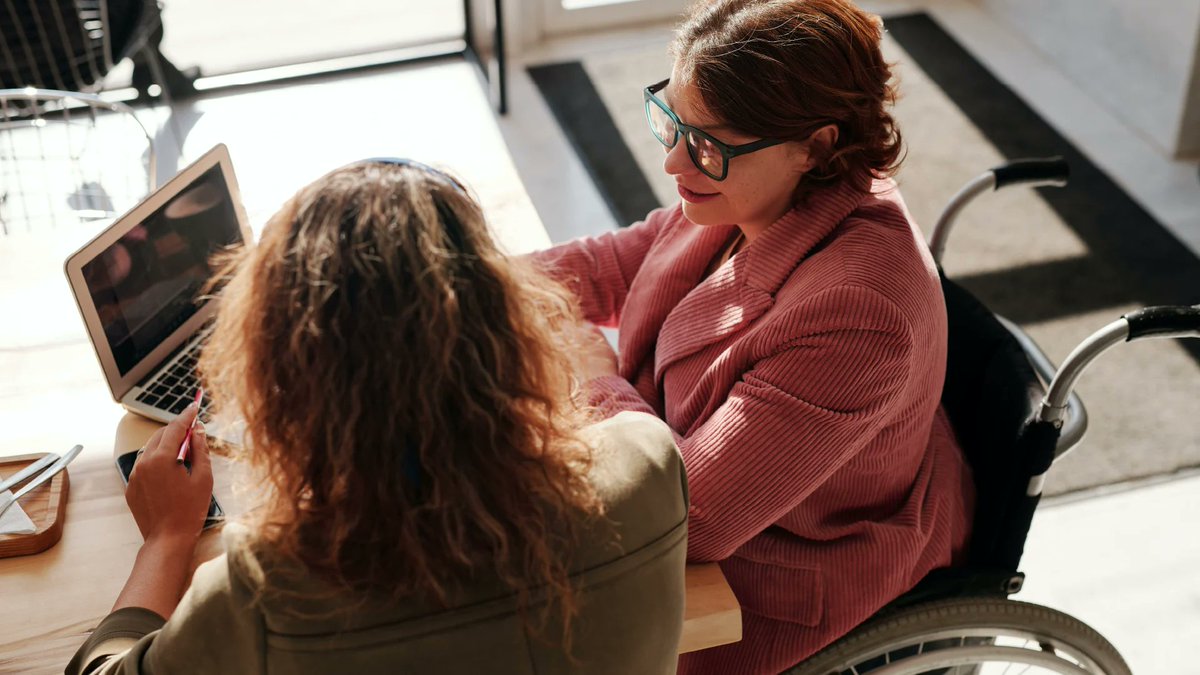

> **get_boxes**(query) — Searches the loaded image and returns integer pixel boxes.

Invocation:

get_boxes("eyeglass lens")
[685,132,724,178]
[647,97,726,179]
[647,99,678,147]
[652,96,724,178]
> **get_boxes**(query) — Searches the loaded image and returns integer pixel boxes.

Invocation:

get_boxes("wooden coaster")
[0,453,70,558]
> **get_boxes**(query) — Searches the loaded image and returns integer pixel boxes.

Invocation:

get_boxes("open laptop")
[64,144,251,442]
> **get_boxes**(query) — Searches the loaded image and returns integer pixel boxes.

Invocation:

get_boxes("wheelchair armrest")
[994,315,1088,458]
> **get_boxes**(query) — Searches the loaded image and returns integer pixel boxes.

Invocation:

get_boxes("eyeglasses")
[643,78,785,181]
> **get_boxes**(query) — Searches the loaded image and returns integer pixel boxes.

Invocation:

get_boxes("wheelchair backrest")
[940,274,1053,573]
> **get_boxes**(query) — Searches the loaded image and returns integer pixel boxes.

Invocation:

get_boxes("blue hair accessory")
[360,157,466,194]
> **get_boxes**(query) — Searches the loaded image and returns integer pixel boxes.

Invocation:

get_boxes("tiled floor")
[2,2,1197,672]
[1019,470,1200,674]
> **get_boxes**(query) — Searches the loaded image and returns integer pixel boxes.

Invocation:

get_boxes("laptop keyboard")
[133,339,212,424]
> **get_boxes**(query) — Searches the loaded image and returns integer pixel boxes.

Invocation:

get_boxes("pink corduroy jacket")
[535,178,975,675]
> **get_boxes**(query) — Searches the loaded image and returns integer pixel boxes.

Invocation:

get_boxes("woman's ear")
[799,123,840,173]
[810,123,839,152]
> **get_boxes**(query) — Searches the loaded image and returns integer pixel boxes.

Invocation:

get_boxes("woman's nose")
[663,139,696,177]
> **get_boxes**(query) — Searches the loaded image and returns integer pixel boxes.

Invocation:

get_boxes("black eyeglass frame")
[643,78,786,181]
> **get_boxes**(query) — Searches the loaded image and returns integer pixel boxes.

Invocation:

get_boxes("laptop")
[64,144,251,442]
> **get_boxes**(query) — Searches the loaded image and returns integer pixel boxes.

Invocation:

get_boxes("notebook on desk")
[63,144,250,443]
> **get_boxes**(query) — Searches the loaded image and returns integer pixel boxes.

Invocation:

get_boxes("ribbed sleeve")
[584,374,660,420]
[679,286,913,562]
[531,208,667,327]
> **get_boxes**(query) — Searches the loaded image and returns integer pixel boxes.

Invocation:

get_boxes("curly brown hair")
[200,161,602,636]
[672,0,903,199]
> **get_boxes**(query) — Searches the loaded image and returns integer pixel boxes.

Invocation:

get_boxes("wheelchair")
[787,158,1200,675]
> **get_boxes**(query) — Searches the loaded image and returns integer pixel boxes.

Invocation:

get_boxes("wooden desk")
[0,414,741,672]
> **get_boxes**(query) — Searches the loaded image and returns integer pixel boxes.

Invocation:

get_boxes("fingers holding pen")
[189,425,214,493]
[138,404,197,463]
[124,406,214,543]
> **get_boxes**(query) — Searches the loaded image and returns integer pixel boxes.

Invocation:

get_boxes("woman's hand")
[126,404,213,547]
[575,322,619,381]
[112,404,214,619]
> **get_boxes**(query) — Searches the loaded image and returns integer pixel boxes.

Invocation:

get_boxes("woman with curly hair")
[68,160,689,674]
[534,0,975,672]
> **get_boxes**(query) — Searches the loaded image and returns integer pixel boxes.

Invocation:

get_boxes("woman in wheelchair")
[532,0,975,672]
[67,161,690,674]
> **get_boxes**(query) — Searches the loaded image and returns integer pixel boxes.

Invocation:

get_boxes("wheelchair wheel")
[786,597,1131,675]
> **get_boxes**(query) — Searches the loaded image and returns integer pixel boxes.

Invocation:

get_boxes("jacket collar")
[653,180,870,381]
[742,178,870,296]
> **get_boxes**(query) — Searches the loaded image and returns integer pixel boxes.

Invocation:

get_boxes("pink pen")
[176,387,204,464]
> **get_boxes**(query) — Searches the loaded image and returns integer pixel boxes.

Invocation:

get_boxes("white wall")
[975,0,1200,158]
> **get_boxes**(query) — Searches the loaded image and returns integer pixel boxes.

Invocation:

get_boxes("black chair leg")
[131,47,199,102]
[135,45,190,154]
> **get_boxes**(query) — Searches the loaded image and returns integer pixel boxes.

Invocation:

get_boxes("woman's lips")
[677,184,719,204]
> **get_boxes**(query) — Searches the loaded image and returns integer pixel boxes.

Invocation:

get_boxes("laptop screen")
[81,165,244,376]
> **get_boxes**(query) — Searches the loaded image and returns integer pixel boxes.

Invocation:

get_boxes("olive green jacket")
[69,411,688,674]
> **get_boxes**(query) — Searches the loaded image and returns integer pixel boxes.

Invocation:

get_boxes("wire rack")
[1,0,114,93]
[0,88,156,235]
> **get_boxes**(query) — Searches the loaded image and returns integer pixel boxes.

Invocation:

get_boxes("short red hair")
[672,0,903,199]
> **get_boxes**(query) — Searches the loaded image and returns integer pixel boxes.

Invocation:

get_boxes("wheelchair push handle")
[991,157,1070,190]
[1041,304,1200,431]
[929,157,1069,265]
[1123,304,1200,340]
[1021,303,1200,497]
